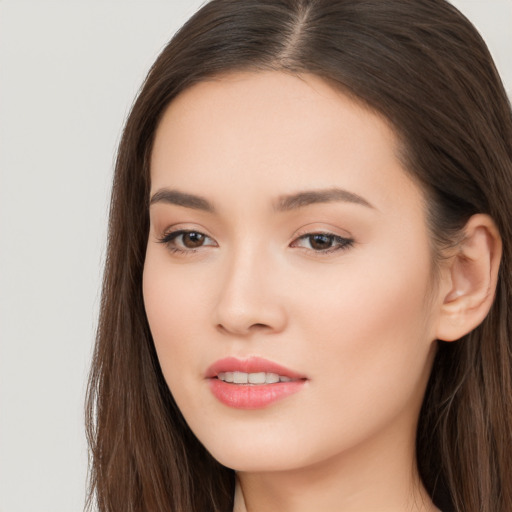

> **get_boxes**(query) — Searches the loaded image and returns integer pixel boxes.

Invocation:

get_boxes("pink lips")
[206,356,307,409]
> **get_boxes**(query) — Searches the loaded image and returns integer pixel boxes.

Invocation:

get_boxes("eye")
[158,229,217,254]
[291,232,354,254]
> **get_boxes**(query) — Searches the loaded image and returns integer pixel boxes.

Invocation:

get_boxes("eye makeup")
[157,228,354,257]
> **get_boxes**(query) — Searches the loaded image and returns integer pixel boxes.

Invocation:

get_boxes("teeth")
[248,372,266,384]
[217,371,295,384]
[265,373,280,384]
[233,371,248,384]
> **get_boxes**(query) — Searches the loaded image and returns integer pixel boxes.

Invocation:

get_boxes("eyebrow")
[273,187,374,212]
[149,187,374,213]
[150,189,216,212]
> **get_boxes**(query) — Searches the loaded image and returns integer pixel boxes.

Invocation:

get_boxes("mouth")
[205,355,306,382]
[205,356,307,409]
[216,371,296,385]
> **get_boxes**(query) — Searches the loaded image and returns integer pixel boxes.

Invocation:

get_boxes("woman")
[86,1,512,511]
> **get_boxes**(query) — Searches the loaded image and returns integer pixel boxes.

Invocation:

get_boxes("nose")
[212,243,288,337]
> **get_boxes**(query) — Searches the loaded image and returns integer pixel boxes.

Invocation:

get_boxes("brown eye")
[182,231,206,248]
[158,229,217,254]
[308,234,334,250]
[291,232,354,254]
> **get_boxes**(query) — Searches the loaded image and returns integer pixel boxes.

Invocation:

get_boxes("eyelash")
[157,229,354,256]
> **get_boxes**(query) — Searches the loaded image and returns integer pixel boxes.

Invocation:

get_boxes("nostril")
[216,322,271,335]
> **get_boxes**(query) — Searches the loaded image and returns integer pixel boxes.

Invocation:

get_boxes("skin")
[143,71,449,511]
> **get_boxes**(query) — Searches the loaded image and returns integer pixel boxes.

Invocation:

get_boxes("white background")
[0,2,510,511]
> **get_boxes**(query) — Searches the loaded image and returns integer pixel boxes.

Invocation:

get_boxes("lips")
[205,356,306,380]
[206,356,307,409]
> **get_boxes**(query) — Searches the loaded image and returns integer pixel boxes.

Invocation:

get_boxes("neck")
[233,425,439,512]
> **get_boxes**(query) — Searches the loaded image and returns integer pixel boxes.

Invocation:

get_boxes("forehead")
[150,70,423,216]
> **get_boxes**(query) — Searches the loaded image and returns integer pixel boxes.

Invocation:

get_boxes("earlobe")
[436,214,502,342]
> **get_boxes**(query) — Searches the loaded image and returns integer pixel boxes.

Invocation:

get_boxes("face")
[143,71,443,473]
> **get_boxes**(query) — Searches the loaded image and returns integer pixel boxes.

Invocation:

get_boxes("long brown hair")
[86,1,512,511]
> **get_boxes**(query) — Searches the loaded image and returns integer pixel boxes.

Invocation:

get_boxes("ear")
[436,214,502,342]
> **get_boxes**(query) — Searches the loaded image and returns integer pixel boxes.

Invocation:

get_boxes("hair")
[85,1,512,511]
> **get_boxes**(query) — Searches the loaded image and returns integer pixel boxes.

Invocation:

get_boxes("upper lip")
[206,356,306,379]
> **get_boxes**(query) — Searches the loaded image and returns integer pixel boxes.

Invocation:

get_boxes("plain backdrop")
[0,1,510,511]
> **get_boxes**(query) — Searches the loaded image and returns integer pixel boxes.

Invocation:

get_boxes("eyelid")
[290,231,354,254]
[157,227,217,254]
[156,225,355,256]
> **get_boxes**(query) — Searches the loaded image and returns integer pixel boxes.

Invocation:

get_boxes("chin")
[211,450,301,473]
[198,430,320,473]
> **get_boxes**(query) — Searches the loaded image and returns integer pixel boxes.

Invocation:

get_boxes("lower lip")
[208,378,306,409]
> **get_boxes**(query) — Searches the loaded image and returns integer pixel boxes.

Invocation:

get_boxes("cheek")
[143,250,199,360]
[293,242,436,415]
[142,251,213,380]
